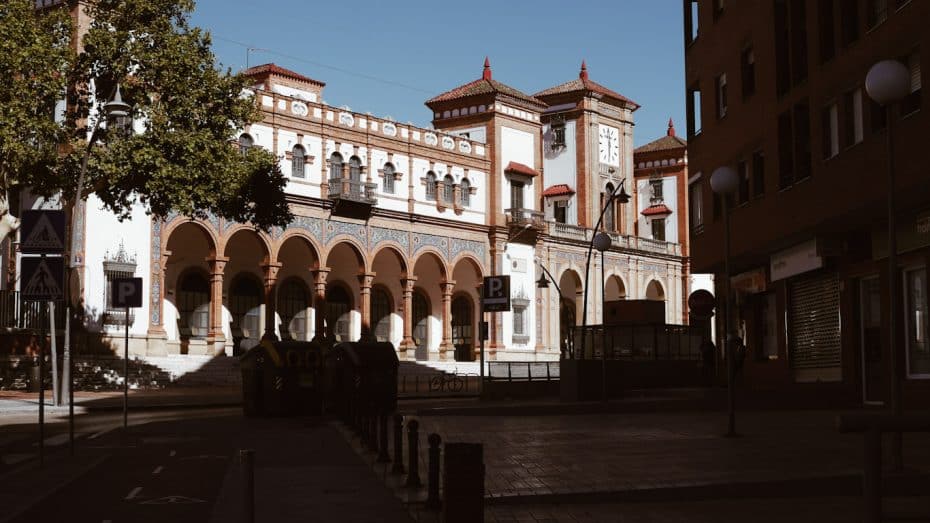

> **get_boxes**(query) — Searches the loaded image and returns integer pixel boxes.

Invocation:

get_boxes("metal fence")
[487,361,560,382]
[567,324,704,361]
[0,291,66,331]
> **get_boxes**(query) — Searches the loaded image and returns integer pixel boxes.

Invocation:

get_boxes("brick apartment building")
[684,0,928,406]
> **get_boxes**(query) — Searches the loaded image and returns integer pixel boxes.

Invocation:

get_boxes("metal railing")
[398,373,480,395]
[505,208,545,227]
[0,291,66,331]
[487,361,560,382]
[567,323,704,361]
[545,224,682,256]
[548,222,588,241]
[327,178,378,204]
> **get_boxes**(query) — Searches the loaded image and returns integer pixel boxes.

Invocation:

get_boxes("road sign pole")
[479,301,485,396]
[123,306,129,434]
[50,301,59,406]
[66,309,74,456]
[38,298,45,468]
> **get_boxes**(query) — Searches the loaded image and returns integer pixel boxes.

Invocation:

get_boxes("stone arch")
[451,256,483,360]
[274,230,322,268]
[558,268,584,353]
[324,237,367,269]
[164,221,219,346]
[645,279,666,301]
[369,244,408,275]
[605,274,627,301]
[222,225,272,262]
[410,249,448,281]
[163,218,219,255]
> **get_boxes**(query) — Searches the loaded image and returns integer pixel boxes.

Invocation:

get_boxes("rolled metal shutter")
[788,272,841,369]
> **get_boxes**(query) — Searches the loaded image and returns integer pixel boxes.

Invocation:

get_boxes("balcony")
[328,177,378,218]
[546,223,682,256]
[505,208,545,244]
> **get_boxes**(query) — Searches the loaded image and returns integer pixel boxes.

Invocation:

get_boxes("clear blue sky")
[190,1,684,147]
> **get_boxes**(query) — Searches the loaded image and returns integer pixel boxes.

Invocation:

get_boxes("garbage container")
[454,343,472,362]
[325,342,398,417]
[239,339,326,417]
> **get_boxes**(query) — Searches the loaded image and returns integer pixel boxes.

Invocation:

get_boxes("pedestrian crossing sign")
[21,210,65,254]
[21,256,64,300]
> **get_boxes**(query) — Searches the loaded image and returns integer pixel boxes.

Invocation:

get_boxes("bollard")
[405,419,422,487]
[240,449,255,523]
[392,414,405,474]
[377,413,390,462]
[426,433,442,509]
[443,443,484,523]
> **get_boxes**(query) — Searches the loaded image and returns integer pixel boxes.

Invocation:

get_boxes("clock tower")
[535,61,639,232]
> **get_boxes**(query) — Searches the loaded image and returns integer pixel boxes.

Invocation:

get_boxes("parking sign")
[111,277,143,308]
[481,275,511,312]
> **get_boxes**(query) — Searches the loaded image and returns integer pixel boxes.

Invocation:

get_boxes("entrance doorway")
[413,291,429,360]
[451,295,473,361]
[859,277,884,404]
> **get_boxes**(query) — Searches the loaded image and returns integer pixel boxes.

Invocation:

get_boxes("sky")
[189,1,685,147]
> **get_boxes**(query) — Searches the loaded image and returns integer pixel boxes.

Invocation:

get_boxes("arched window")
[383,163,395,194]
[291,145,306,178]
[459,178,471,207]
[603,183,615,232]
[371,288,392,342]
[349,155,362,182]
[177,271,209,339]
[230,274,263,350]
[451,296,473,359]
[329,152,343,181]
[238,134,253,155]
[278,278,309,341]
[425,171,437,201]
[443,175,454,203]
[326,284,352,341]
[412,291,429,358]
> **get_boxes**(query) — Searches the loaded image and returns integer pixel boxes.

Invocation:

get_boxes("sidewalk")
[0,387,240,414]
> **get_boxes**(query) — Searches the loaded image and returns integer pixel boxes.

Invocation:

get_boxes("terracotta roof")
[634,134,687,154]
[243,63,325,87]
[534,61,639,109]
[542,184,575,197]
[504,161,539,177]
[641,204,673,216]
[426,58,545,108]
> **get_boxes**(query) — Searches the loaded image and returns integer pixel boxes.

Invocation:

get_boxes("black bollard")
[405,419,422,487]
[426,433,442,509]
[377,413,390,462]
[392,414,405,474]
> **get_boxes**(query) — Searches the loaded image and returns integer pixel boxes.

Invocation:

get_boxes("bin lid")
[332,342,399,369]
[239,339,325,369]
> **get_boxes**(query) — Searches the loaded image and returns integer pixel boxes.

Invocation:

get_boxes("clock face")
[598,124,620,166]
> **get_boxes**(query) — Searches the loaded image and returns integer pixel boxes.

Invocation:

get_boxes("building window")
[291,145,306,178]
[177,271,209,339]
[554,200,567,224]
[238,133,253,155]
[451,296,473,350]
[603,183,615,231]
[737,160,750,204]
[741,47,756,99]
[901,51,922,116]
[460,178,471,207]
[651,218,666,241]
[685,0,699,45]
[774,0,791,95]
[752,150,765,197]
[102,243,137,327]
[689,180,703,232]
[867,0,887,28]
[905,267,930,377]
[425,171,437,201]
[551,121,566,149]
[843,88,864,147]
[778,110,794,188]
[713,191,722,220]
[329,152,343,181]
[511,180,524,210]
[230,275,262,345]
[840,0,860,47]
[818,0,836,63]
[278,278,309,341]
[793,101,812,180]
[713,0,725,20]
[789,0,809,86]
[326,284,352,342]
[412,291,429,349]
[822,102,839,159]
[349,155,362,182]
[649,179,663,202]
[512,295,530,344]
[687,83,702,137]
[715,73,728,119]
[372,288,392,343]
[443,175,454,203]
[383,162,395,194]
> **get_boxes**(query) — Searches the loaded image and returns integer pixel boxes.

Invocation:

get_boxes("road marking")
[169,450,176,457]
[153,465,163,475]
[89,427,116,440]
[125,487,142,500]
[140,495,205,505]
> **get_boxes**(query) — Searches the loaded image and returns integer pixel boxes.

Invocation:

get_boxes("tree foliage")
[1,0,292,230]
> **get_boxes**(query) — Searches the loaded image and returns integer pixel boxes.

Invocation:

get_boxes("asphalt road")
[7,411,245,523]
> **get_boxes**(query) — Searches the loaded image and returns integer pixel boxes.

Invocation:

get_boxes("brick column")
[399,276,417,356]
[358,272,376,342]
[206,255,228,354]
[261,262,282,341]
[439,280,456,359]
[311,267,330,341]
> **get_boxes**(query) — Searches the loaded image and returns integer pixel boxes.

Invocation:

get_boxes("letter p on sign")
[112,277,143,308]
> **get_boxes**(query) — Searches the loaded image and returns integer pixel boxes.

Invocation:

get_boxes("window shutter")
[788,272,841,370]
[909,53,921,92]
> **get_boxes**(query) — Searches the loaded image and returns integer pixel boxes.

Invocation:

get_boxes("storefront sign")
[872,208,930,259]
[731,268,767,294]
[770,240,823,282]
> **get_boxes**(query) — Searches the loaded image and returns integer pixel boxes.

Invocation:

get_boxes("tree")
[1,0,292,232]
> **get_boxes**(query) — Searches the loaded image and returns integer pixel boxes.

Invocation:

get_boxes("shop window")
[788,272,842,381]
[905,268,929,377]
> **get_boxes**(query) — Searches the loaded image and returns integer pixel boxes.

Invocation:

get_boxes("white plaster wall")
[637,177,678,243]
[409,158,486,225]
[83,197,151,335]
[271,84,318,103]
[500,126,537,213]
[542,120,578,224]
[247,124,273,151]
[369,148,408,214]
[501,242,537,353]
[452,126,487,143]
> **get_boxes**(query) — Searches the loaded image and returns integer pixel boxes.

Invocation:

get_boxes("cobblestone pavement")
[413,410,930,500]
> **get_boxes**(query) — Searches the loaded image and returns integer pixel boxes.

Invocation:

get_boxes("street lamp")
[710,165,739,437]
[865,59,911,471]
[593,232,612,401]
[535,259,567,357]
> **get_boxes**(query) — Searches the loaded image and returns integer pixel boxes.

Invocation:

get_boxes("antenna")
[246,47,268,69]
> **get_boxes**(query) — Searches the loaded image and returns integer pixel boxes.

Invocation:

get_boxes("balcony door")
[510,180,524,211]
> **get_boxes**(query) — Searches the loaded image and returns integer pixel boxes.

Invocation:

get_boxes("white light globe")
[865,60,911,106]
[710,166,739,195]
[593,232,612,252]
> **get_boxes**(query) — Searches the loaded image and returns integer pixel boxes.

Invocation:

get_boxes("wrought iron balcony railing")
[327,178,378,205]
[505,207,545,227]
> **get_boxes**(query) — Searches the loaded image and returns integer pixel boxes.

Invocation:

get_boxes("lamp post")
[865,59,911,471]
[593,232,612,401]
[580,181,629,359]
[710,165,739,437]
[535,260,566,357]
